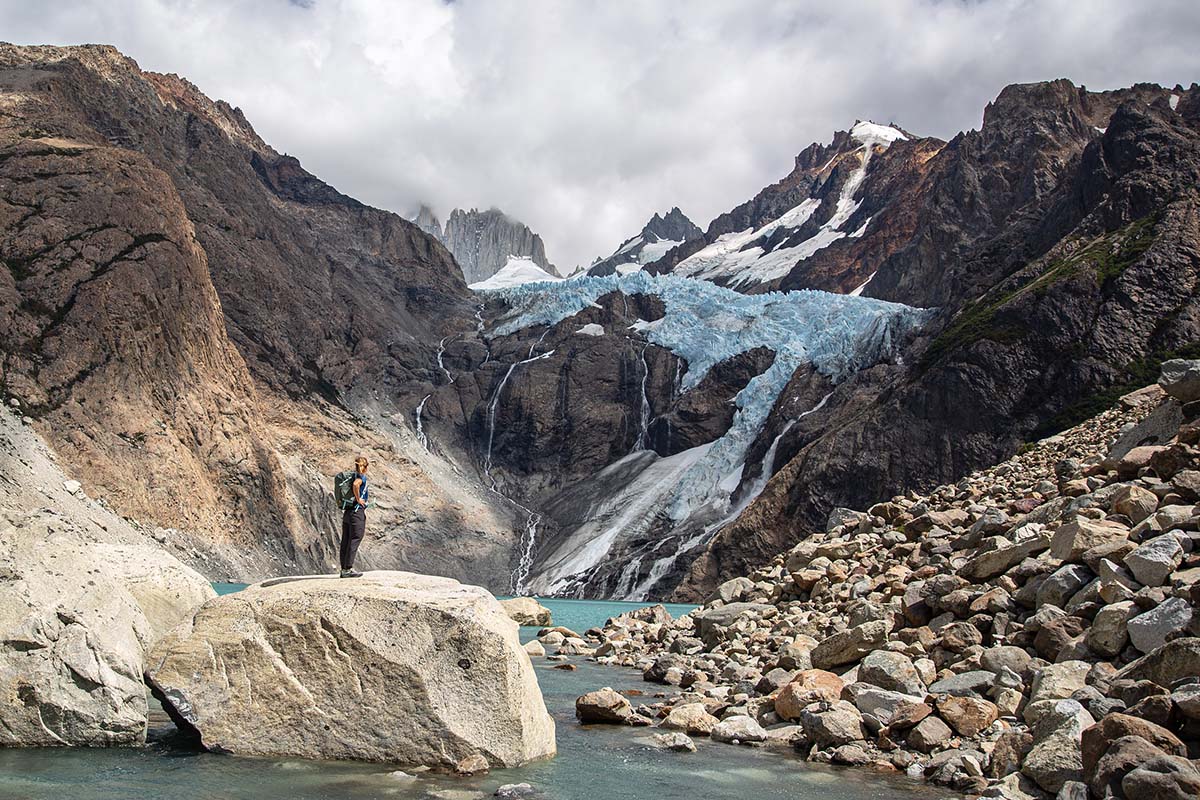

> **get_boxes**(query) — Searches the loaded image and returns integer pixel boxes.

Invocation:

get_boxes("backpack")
[333,470,357,509]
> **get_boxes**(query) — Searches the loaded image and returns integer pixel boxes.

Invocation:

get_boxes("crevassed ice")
[675,121,906,287]
[485,271,931,528]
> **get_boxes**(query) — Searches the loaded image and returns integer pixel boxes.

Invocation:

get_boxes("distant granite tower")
[413,205,558,284]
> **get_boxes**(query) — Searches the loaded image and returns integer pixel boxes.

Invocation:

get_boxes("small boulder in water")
[500,597,552,626]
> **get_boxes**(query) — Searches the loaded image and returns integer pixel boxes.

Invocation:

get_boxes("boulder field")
[566,364,1200,799]
[145,571,556,770]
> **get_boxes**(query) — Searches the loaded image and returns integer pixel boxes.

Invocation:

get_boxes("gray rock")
[1085,601,1137,658]
[713,577,756,604]
[710,715,767,745]
[650,732,697,752]
[1172,683,1200,720]
[1029,661,1091,709]
[928,670,994,697]
[799,700,864,748]
[858,650,925,695]
[1051,519,1130,563]
[852,688,930,729]
[1122,754,1200,800]
[980,645,1033,676]
[1021,699,1094,793]
[147,572,557,767]
[1123,534,1184,587]
[811,620,889,669]
[0,518,214,747]
[1158,359,1200,403]
[1127,597,1193,653]
[1037,564,1094,608]
[960,533,1051,581]
[499,597,553,627]
[1116,637,1200,686]
[907,715,953,753]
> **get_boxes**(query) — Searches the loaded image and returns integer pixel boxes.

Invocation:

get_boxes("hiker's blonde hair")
[355,456,369,470]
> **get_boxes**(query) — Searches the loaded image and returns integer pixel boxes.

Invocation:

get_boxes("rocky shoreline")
[559,362,1200,799]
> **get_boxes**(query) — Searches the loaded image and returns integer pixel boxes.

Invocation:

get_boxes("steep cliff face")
[588,207,703,276]
[442,207,559,284]
[0,44,518,585]
[673,80,1200,600]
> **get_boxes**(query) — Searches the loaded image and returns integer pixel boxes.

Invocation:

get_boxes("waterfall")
[613,555,644,598]
[413,393,431,451]
[483,349,556,487]
[527,326,551,358]
[633,345,651,451]
[736,389,834,508]
[510,509,542,594]
[436,337,455,384]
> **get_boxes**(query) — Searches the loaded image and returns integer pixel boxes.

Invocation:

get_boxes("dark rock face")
[673,80,1200,600]
[589,207,703,276]
[442,207,558,284]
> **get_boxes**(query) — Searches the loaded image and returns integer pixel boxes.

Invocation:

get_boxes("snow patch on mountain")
[469,256,562,291]
[675,121,906,288]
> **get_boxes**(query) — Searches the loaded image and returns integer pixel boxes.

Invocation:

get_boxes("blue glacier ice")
[483,272,933,530]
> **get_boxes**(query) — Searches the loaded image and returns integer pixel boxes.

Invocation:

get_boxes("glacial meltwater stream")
[0,588,953,800]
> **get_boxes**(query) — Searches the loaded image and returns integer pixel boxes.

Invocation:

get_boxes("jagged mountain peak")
[587,207,703,276]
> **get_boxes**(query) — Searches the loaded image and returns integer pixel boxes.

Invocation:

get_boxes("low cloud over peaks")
[6,0,1197,268]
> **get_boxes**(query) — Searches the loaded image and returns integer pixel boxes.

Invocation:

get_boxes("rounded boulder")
[145,572,556,768]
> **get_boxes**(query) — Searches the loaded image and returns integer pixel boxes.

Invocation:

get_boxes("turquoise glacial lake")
[0,589,952,799]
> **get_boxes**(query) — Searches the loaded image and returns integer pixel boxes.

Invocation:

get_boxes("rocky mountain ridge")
[587,207,703,277]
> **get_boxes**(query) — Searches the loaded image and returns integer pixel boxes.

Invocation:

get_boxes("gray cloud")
[3,0,1198,269]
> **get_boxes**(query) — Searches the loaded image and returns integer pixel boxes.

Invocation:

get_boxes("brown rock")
[986,729,1033,778]
[775,670,844,721]
[1034,616,1087,661]
[936,696,999,738]
[575,688,633,724]
[1051,519,1131,563]
[1089,734,1168,798]
[1080,713,1186,776]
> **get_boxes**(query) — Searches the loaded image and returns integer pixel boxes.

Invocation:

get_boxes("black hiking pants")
[340,507,366,570]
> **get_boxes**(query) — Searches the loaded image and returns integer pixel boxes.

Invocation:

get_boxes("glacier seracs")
[482,271,932,595]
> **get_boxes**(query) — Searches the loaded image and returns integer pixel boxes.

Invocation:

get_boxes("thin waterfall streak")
[436,337,455,384]
[510,510,542,594]
[414,393,431,452]
[527,326,551,358]
[483,349,557,488]
[633,345,651,451]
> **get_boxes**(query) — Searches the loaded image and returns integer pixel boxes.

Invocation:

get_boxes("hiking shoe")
[339,569,363,578]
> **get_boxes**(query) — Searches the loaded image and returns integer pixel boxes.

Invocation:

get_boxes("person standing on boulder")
[339,457,370,578]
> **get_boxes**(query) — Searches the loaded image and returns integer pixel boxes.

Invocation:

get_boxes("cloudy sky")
[3,1,1198,269]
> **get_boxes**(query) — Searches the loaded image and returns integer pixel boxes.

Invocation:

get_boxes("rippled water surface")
[0,590,953,800]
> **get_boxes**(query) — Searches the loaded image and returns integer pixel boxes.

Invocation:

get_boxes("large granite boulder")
[145,572,556,768]
[0,514,213,747]
[0,524,149,747]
